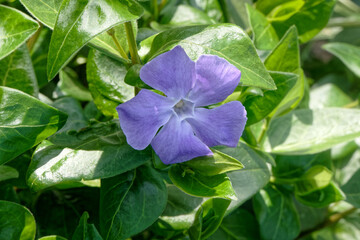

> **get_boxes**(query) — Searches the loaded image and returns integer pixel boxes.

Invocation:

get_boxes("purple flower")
[116,46,247,164]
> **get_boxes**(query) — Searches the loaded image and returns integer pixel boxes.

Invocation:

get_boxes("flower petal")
[186,101,247,147]
[116,89,175,150]
[188,55,241,107]
[140,46,195,99]
[151,116,212,164]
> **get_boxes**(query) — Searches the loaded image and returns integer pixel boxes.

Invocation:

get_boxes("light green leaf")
[246,4,279,50]
[295,166,333,196]
[87,49,134,118]
[72,212,102,240]
[0,5,39,60]
[189,0,224,22]
[100,164,167,240]
[263,108,360,155]
[0,165,18,182]
[145,24,276,90]
[39,236,68,240]
[0,44,38,96]
[323,42,360,78]
[0,200,36,240]
[0,86,67,165]
[27,120,151,191]
[165,5,215,26]
[47,0,144,80]
[253,185,300,240]
[310,83,353,109]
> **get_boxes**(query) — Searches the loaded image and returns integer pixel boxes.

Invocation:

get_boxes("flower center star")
[173,99,195,120]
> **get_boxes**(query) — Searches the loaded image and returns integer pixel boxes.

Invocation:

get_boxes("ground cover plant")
[0,0,360,239]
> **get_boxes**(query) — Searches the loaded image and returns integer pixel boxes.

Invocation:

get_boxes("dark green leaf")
[47,0,144,80]
[0,166,18,182]
[323,42,360,78]
[145,24,276,90]
[0,44,38,96]
[169,164,236,200]
[87,49,134,118]
[124,64,151,89]
[27,120,151,191]
[293,198,327,232]
[72,212,102,240]
[0,5,39,60]
[0,200,36,240]
[100,164,167,240]
[253,185,300,240]
[0,86,67,165]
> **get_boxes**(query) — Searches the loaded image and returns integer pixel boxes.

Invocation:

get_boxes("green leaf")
[47,0,144,80]
[0,44,38,96]
[295,166,333,196]
[124,64,150,89]
[87,49,134,118]
[72,212,102,240]
[208,208,260,240]
[253,185,300,240]
[215,142,270,211]
[310,83,353,109]
[183,148,244,176]
[246,4,279,50]
[257,0,336,43]
[0,5,39,60]
[145,24,276,90]
[0,200,36,240]
[0,86,67,165]
[0,165,19,182]
[323,42,360,78]
[295,182,345,208]
[243,71,298,125]
[100,164,167,240]
[293,199,327,232]
[263,108,360,155]
[27,120,151,191]
[169,164,236,200]
[189,0,224,22]
[39,236,68,240]
[164,5,215,26]
[54,68,92,101]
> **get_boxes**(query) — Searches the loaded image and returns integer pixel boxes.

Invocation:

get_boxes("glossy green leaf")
[0,86,67,165]
[47,0,144,80]
[257,0,336,43]
[244,71,298,125]
[189,198,230,240]
[208,208,260,240]
[0,200,36,240]
[72,212,102,240]
[169,164,236,200]
[295,166,333,196]
[54,68,92,101]
[0,5,39,60]
[165,5,215,26]
[87,49,134,118]
[189,0,224,22]
[0,165,18,182]
[253,185,300,240]
[310,83,353,109]
[246,4,279,50]
[39,236,68,240]
[27,120,151,191]
[0,44,38,96]
[263,108,360,155]
[295,182,345,208]
[145,24,276,90]
[184,148,244,176]
[100,164,167,240]
[323,42,360,78]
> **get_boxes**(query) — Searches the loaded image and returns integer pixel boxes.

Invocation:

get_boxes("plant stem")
[151,0,159,21]
[257,118,270,145]
[107,29,129,60]
[27,23,43,52]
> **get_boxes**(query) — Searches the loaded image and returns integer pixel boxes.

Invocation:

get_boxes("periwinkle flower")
[116,46,247,164]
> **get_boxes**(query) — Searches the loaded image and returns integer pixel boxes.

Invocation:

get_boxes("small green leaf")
[87,49,134,118]
[72,212,102,240]
[39,236,68,240]
[47,0,144,80]
[169,164,237,200]
[100,164,167,240]
[184,148,244,176]
[0,200,36,240]
[27,120,151,191]
[253,185,300,240]
[164,5,215,26]
[0,86,67,165]
[263,108,360,155]
[0,166,19,182]
[0,5,39,60]
[124,64,151,89]
[246,4,279,50]
[295,166,333,196]
[323,42,360,78]
[310,83,353,109]
[145,24,276,90]
[0,44,38,96]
